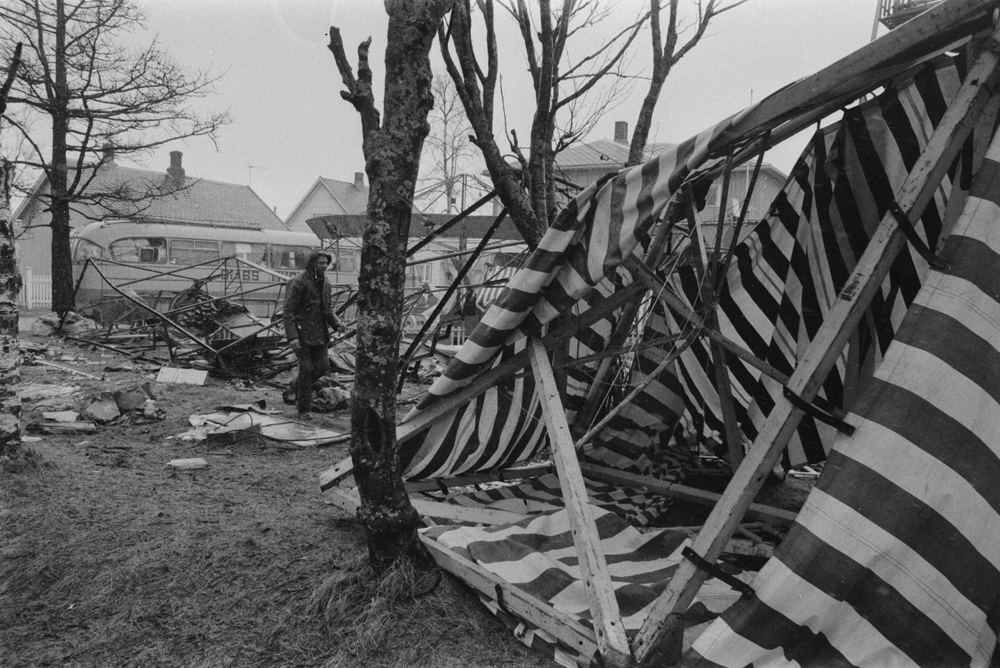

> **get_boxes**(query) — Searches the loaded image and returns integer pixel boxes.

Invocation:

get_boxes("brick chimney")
[167,150,186,188]
[102,144,115,165]
[614,121,629,145]
[354,171,364,190]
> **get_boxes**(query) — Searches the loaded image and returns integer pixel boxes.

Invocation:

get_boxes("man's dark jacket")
[282,250,339,346]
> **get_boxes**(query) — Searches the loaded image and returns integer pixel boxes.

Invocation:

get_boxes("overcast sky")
[140,0,884,220]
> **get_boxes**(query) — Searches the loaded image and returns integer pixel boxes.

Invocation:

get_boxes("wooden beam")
[409,499,533,526]
[404,462,553,493]
[326,486,534,526]
[632,21,1000,665]
[392,281,646,448]
[711,338,745,470]
[529,339,632,668]
[713,0,996,158]
[419,533,600,660]
[579,463,797,526]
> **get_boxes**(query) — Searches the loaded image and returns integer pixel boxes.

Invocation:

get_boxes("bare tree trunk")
[50,0,74,315]
[0,44,23,458]
[0,159,20,457]
[331,0,453,571]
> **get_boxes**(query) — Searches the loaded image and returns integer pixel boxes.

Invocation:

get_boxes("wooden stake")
[529,339,631,668]
[633,20,1000,665]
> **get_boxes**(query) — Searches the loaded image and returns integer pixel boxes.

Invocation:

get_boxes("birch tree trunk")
[0,159,21,457]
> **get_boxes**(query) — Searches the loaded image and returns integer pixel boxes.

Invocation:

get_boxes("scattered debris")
[31,358,105,380]
[84,393,121,424]
[17,384,81,401]
[29,311,97,336]
[30,420,98,435]
[156,367,208,386]
[167,458,209,471]
[177,410,345,448]
[282,375,351,412]
[70,256,306,379]
[41,411,83,423]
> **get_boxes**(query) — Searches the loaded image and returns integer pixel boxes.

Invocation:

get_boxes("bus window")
[109,237,167,264]
[72,238,105,262]
[222,241,268,265]
[169,239,220,265]
[269,245,311,270]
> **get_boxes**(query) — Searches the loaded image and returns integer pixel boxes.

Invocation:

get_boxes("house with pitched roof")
[14,150,287,284]
[283,173,370,233]
[555,121,788,226]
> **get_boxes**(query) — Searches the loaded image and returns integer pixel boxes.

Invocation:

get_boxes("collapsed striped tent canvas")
[684,90,1000,668]
[661,54,975,467]
[396,0,999,484]
[427,508,754,668]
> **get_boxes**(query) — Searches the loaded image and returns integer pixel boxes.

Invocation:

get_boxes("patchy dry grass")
[1,335,554,668]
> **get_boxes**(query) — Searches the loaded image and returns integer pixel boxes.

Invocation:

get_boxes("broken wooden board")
[529,339,631,668]
[579,463,798,526]
[156,367,208,386]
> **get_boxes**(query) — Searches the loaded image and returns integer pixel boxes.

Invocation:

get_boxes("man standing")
[283,249,343,419]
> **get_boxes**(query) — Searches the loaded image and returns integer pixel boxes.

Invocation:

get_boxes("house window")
[409,262,434,283]
[169,239,220,265]
[222,241,268,265]
[268,244,311,270]
[333,250,357,273]
[109,237,167,264]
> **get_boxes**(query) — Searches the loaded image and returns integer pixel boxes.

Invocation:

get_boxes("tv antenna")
[248,163,269,187]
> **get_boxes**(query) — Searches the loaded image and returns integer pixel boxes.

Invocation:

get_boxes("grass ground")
[1,333,556,668]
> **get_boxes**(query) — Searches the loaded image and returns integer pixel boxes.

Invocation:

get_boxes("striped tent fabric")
[421,469,685,528]
[582,295,696,473]
[397,30,993,482]
[658,55,976,467]
[425,508,754,667]
[684,101,1000,668]
[396,94,784,480]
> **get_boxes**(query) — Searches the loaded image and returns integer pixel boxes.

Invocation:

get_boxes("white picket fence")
[19,268,52,309]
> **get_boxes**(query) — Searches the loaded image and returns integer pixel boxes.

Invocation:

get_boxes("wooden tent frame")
[320,2,1000,665]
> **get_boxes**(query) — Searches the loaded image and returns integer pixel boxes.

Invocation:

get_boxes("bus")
[69,219,481,325]
[70,220,361,320]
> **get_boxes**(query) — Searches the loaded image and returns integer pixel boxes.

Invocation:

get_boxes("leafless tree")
[328,0,454,571]
[0,44,22,458]
[440,0,648,247]
[627,0,748,167]
[0,0,230,314]
[417,75,479,214]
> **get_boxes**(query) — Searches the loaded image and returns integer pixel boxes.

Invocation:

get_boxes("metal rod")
[406,190,499,257]
[396,210,508,390]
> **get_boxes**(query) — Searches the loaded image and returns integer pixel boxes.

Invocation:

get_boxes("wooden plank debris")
[579,463,797,526]
[419,532,601,660]
[529,339,631,668]
[156,367,208,386]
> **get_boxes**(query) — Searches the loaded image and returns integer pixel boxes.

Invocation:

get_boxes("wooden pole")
[683,187,745,470]
[633,21,1000,665]
[529,339,631,668]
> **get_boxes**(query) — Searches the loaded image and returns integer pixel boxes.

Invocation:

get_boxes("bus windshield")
[72,238,105,262]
